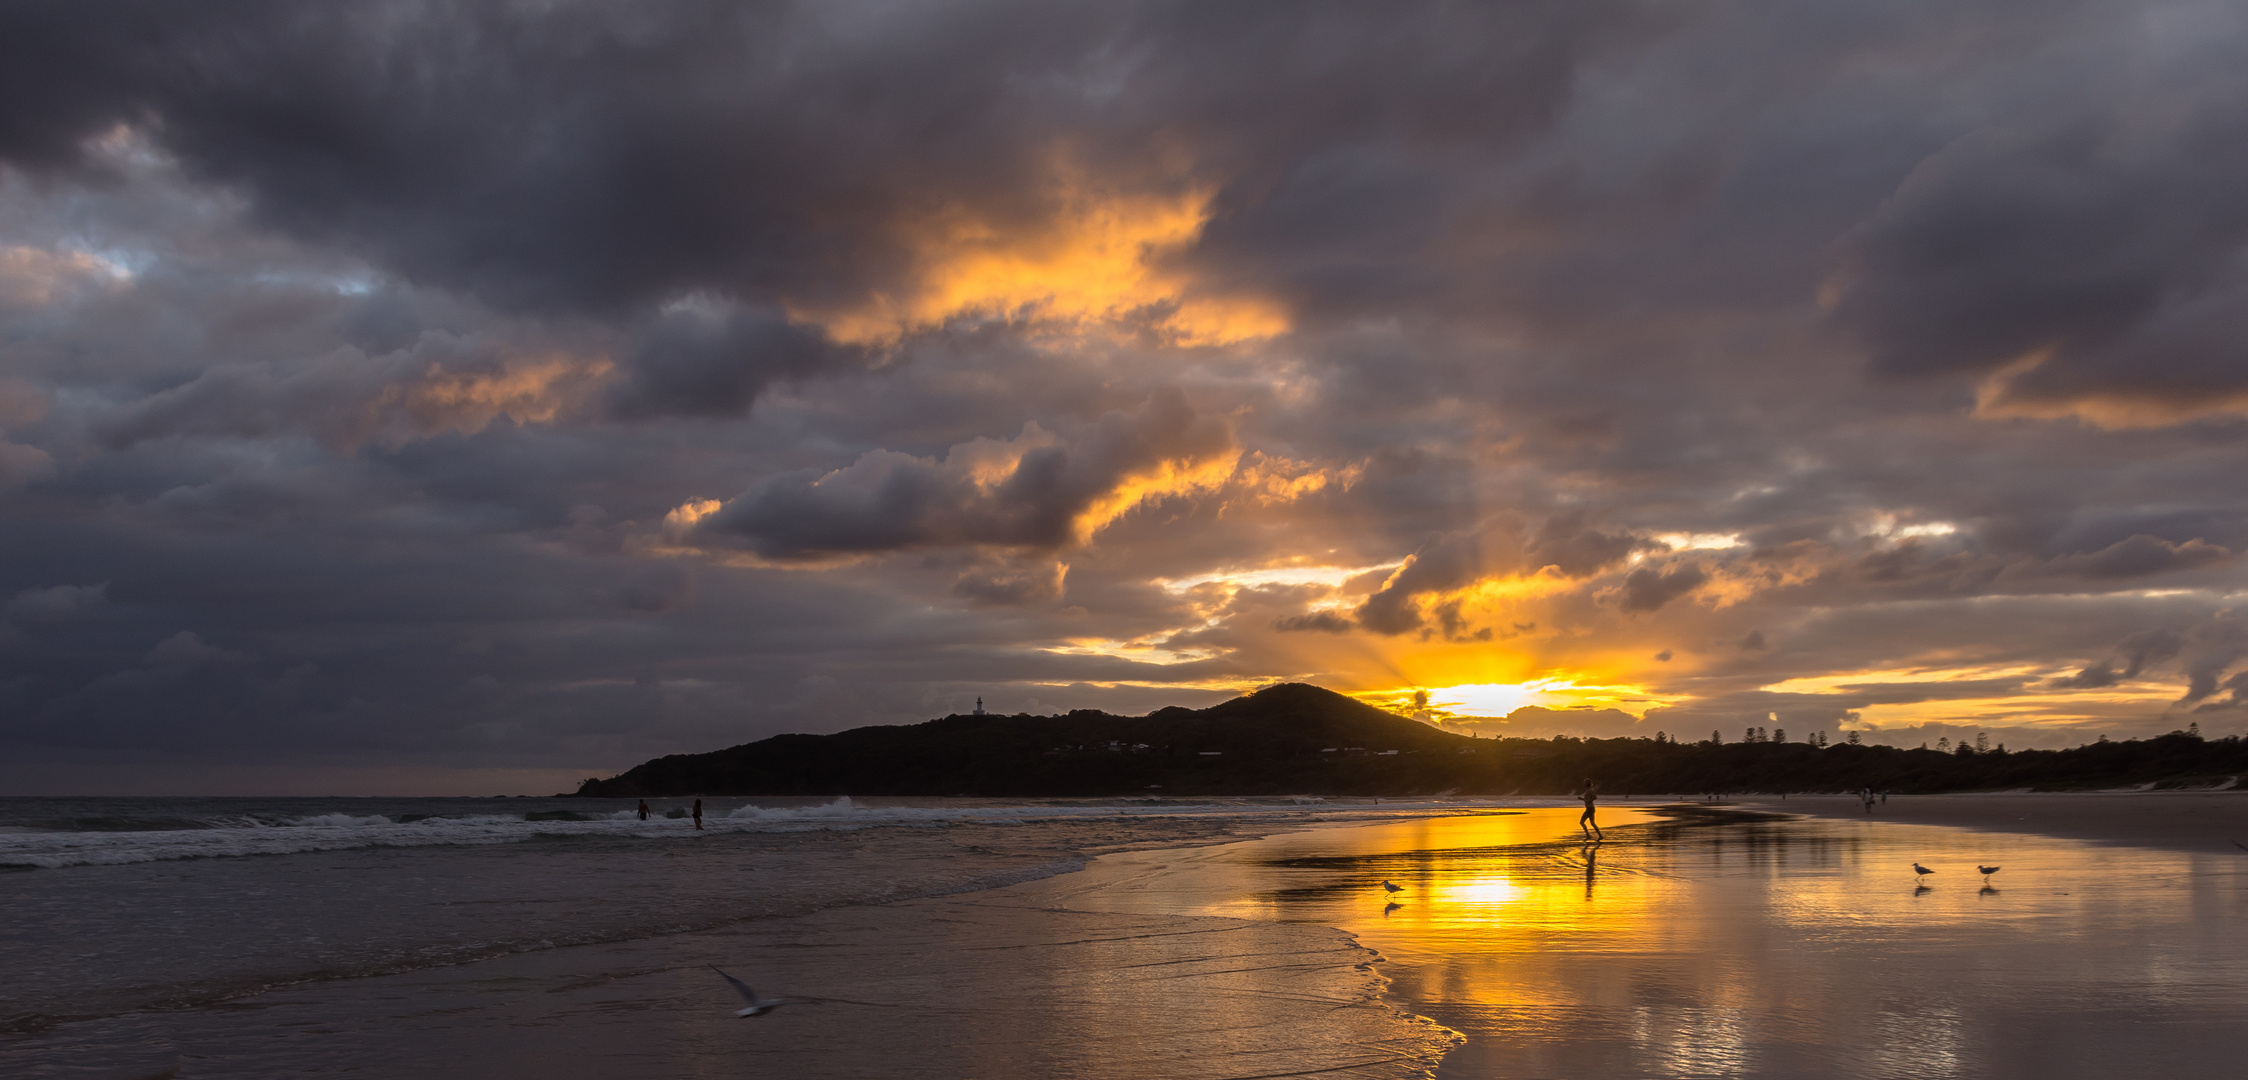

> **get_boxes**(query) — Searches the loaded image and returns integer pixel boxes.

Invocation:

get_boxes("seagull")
[711,966,785,1017]
[1912,863,1935,881]
[1381,880,1403,894]
[1977,865,2000,879]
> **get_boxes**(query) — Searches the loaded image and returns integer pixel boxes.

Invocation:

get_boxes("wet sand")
[17,797,2248,1078]
[19,893,1453,1080]
[3,805,1468,1079]
[1049,805,2248,1079]
[1742,791,2248,854]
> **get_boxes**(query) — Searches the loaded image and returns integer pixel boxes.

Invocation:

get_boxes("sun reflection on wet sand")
[1047,805,2248,1078]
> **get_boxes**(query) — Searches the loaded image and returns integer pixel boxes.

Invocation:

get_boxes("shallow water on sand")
[0,796,1467,1079]
[1046,805,2248,1079]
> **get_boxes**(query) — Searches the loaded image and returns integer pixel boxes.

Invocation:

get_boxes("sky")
[4,0,2248,795]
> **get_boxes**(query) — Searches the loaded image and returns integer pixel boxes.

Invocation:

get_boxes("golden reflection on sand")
[1049,804,2248,1079]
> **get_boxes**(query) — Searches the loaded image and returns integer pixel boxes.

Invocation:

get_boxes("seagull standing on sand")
[1913,863,1935,882]
[711,967,785,1017]
[1382,880,1404,894]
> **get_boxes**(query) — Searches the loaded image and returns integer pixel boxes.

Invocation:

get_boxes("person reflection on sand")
[1577,779,1603,841]
[1582,842,1598,901]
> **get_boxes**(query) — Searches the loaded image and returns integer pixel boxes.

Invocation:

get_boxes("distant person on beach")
[1578,779,1603,840]
[638,800,650,821]
[1881,791,1888,805]
[1860,787,1875,813]
[692,799,704,831]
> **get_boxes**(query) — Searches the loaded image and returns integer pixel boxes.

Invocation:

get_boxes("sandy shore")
[1,805,1468,1079]
[1740,790,2248,854]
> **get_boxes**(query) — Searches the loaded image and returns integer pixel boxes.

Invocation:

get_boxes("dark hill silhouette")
[574,682,1466,798]
[569,683,2248,798]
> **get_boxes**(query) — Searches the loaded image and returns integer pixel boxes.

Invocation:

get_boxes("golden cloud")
[795,153,1287,347]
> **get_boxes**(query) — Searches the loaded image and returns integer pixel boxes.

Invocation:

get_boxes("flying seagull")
[1912,863,1935,881]
[711,966,784,1017]
[1381,880,1403,894]
[1977,865,2000,878]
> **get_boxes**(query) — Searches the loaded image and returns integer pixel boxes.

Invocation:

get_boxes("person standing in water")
[1577,778,1603,841]
[637,800,650,821]
[692,798,703,831]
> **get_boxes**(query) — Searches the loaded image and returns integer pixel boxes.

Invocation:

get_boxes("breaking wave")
[0,796,1486,869]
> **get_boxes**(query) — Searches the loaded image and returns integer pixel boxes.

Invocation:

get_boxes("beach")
[0,796,1465,1079]
[8,793,2248,1078]
[1742,790,2248,854]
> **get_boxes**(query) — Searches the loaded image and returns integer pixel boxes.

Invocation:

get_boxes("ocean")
[1,794,1463,1079]
[10,795,2248,1078]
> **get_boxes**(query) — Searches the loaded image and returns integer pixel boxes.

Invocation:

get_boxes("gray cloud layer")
[2,0,2246,792]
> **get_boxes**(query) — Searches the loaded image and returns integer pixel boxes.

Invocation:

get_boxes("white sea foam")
[0,796,1493,869]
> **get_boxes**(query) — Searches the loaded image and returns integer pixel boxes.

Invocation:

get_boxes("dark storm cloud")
[94,334,609,453]
[694,388,1234,558]
[1273,611,1355,635]
[1832,82,2248,419]
[0,0,1666,317]
[608,305,859,420]
[2178,613,2248,705]
[2056,627,2183,689]
[1617,562,1706,613]
[4,0,2248,794]
[1355,532,1491,635]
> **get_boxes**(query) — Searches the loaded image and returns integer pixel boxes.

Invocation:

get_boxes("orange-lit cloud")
[1973,351,2248,428]
[796,154,1287,347]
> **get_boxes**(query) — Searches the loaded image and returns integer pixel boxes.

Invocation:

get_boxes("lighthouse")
[973,696,985,716]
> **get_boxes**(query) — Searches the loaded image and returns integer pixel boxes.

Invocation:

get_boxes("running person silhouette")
[1578,778,1603,841]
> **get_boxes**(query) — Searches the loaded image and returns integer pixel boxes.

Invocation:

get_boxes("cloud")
[145,630,235,667]
[5,582,107,621]
[1832,92,2248,427]
[689,388,1236,558]
[1354,531,1495,635]
[2059,535,2231,579]
[96,336,612,453]
[604,562,697,614]
[607,304,859,419]
[2178,613,2248,704]
[1617,562,1706,613]
[2054,625,2184,689]
[6,1,2248,789]
[0,245,123,308]
[951,557,1069,607]
[1274,610,1355,634]
[1527,512,1644,577]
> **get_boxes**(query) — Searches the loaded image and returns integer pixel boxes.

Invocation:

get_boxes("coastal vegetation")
[572,683,2248,798]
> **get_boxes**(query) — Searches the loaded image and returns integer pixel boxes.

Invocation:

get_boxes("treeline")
[569,683,2248,798]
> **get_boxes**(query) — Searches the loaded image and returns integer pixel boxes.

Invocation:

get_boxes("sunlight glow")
[1436,875,1527,906]
[1156,562,1401,594]
[797,153,1287,347]
[1652,532,1745,551]
[1758,663,2050,695]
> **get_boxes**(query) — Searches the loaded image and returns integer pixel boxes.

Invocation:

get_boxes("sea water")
[0,794,1466,1078]
[20,797,2234,1078]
